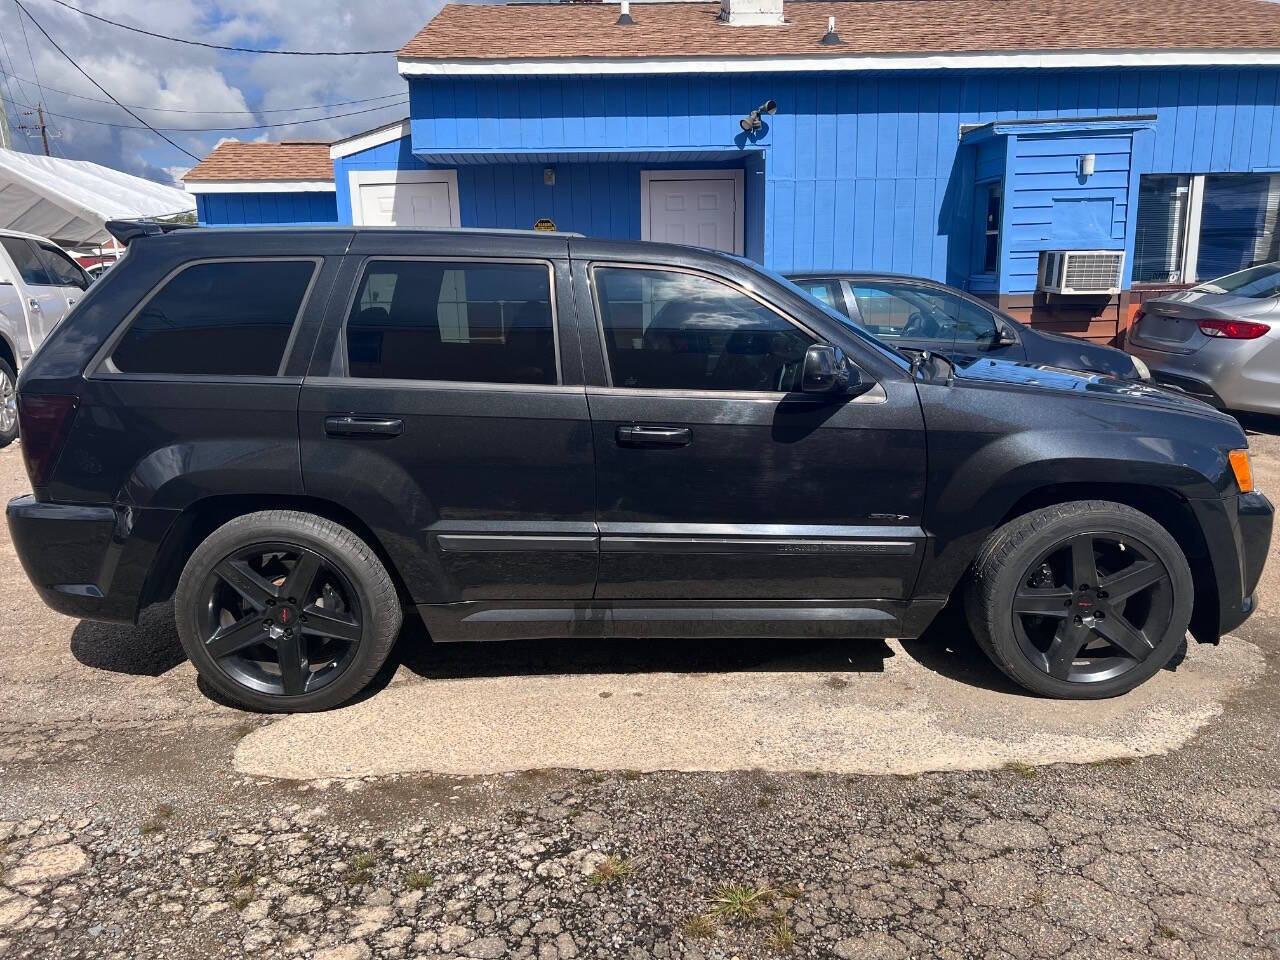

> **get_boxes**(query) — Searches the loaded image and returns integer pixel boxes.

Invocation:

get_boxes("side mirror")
[991,324,1018,348]
[801,343,860,395]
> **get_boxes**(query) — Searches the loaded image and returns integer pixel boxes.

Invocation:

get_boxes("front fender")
[913,379,1246,599]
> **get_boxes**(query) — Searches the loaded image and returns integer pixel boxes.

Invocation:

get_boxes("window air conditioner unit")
[1037,250,1125,296]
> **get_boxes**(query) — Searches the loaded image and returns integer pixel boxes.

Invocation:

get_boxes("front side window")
[110,259,316,376]
[791,279,851,318]
[593,266,815,392]
[346,260,557,384]
[0,237,52,286]
[849,281,999,347]
[36,244,90,290]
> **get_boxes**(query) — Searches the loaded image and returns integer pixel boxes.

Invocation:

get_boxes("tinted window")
[849,281,999,347]
[0,238,52,286]
[594,266,814,392]
[36,244,89,290]
[346,260,556,384]
[111,260,315,376]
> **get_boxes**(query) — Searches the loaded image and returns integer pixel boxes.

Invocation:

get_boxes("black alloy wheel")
[198,542,364,697]
[1011,532,1174,684]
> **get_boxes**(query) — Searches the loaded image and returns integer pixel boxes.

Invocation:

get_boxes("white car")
[0,229,92,446]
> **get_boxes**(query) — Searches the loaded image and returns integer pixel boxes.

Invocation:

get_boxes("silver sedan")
[1127,262,1280,415]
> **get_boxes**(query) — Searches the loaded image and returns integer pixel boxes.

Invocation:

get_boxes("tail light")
[1197,318,1270,340]
[1132,308,1147,326]
[17,394,78,489]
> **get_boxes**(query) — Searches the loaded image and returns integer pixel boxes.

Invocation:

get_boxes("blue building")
[184,0,1280,342]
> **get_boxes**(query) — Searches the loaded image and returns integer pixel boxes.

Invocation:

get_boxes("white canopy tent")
[0,148,194,246]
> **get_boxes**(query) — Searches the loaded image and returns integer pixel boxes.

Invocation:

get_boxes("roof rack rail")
[105,219,198,247]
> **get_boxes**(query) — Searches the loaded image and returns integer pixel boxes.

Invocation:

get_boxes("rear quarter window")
[108,259,317,377]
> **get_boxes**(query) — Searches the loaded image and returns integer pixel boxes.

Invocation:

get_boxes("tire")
[0,358,18,449]
[964,500,1193,699]
[175,510,401,712]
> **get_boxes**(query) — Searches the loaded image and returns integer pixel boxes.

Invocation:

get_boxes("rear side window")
[345,259,557,385]
[110,260,317,376]
[0,237,52,286]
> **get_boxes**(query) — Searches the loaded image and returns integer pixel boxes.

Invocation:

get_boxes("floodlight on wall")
[1078,153,1096,179]
[739,99,778,133]
[616,1,635,25]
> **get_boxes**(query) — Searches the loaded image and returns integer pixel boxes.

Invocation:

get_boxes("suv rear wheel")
[965,500,1193,698]
[175,510,401,712]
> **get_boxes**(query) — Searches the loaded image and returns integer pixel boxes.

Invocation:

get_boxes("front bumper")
[6,495,178,623]
[1189,491,1273,640]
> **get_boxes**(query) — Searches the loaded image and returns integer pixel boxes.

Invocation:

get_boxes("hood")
[1017,326,1139,378]
[1146,289,1280,320]
[946,354,1233,420]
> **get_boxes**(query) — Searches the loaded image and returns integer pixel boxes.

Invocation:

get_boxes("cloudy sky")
[0,0,487,185]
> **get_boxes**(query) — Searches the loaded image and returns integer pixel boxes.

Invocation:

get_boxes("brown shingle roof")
[183,141,334,182]
[398,0,1280,61]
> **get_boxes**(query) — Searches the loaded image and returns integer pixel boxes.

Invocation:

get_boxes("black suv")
[7,222,1272,712]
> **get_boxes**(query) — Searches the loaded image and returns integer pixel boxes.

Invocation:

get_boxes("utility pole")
[18,105,51,155]
[0,95,11,150]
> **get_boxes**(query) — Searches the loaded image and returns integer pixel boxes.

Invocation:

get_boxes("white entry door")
[642,170,744,255]
[350,171,460,228]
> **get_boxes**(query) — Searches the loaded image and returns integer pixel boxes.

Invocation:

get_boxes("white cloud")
[0,0,466,183]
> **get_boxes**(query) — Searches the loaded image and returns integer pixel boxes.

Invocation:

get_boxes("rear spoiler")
[105,219,198,247]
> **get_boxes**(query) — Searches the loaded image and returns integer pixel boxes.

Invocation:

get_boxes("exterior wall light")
[1079,153,1096,179]
[740,99,778,133]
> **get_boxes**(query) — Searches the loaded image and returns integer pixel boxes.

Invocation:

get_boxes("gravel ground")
[3,420,1280,960]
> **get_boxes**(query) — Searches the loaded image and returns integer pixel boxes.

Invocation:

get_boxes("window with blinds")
[1133,175,1190,284]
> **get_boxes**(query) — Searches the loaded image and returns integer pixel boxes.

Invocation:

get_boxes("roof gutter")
[397,47,1280,77]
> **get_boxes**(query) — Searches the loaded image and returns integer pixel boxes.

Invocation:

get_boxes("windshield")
[728,256,913,370]
[1194,261,1280,298]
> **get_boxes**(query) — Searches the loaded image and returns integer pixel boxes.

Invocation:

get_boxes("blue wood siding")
[333,135,760,247]
[1002,132,1133,294]
[409,68,1280,285]
[196,191,338,226]
[200,66,1280,298]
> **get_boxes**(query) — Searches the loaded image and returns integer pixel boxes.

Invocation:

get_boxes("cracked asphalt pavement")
[2,421,1280,959]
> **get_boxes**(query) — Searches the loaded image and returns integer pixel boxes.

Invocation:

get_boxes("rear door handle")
[325,415,403,438]
[616,425,692,447]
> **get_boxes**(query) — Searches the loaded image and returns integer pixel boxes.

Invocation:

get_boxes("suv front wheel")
[965,500,1194,699]
[175,510,402,712]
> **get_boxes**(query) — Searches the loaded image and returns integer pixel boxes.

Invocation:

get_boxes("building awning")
[0,148,195,246]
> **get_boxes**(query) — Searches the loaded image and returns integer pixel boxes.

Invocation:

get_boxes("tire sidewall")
[176,513,398,713]
[981,505,1194,699]
[0,359,17,448]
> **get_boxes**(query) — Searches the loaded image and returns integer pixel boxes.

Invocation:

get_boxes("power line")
[13,0,48,112]
[1,97,406,132]
[13,0,200,160]
[37,0,401,56]
[0,68,405,115]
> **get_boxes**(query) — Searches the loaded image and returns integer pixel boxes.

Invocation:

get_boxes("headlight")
[1130,355,1152,381]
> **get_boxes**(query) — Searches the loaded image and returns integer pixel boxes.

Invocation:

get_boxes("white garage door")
[643,171,743,255]
[350,172,459,228]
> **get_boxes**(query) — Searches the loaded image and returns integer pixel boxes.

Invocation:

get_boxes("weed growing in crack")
[708,883,775,921]
[404,870,435,891]
[589,855,638,888]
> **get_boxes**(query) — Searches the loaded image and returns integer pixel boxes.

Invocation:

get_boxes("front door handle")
[27,298,40,311]
[616,424,692,447]
[325,415,403,438]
